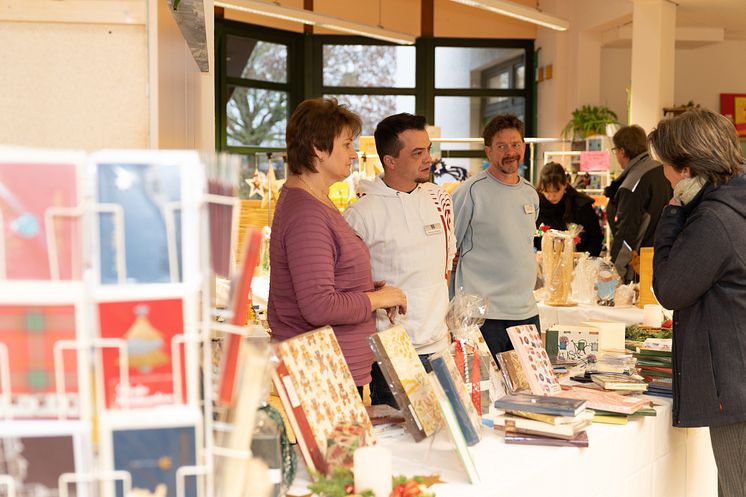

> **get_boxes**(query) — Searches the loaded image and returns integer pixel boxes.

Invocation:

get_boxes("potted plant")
[562,105,620,139]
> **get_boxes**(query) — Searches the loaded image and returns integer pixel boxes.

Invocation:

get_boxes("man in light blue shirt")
[452,114,540,357]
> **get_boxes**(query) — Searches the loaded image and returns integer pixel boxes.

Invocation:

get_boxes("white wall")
[599,40,746,128]
[0,0,214,152]
[0,18,149,149]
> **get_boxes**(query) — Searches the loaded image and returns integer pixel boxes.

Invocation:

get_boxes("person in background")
[344,113,456,407]
[451,114,540,358]
[268,98,407,393]
[535,161,603,256]
[607,125,672,281]
[649,108,746,497]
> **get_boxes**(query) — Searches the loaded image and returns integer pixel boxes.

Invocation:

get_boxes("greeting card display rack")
[0,147,263,497]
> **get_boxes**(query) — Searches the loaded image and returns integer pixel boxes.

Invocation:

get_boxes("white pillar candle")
[642,304,663,328]
[353,445,392,497]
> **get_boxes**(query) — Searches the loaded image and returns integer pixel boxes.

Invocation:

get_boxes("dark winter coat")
[535,186,603,256]
[607,152,672,279]
[653,171,746,428]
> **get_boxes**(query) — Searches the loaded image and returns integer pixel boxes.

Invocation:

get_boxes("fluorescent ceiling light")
[215,0,416,45]
[450,0,569,31]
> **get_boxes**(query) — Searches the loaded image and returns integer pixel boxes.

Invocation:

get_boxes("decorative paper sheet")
[373,325,441,437]
[506,324,561,395]
[274,326,372,472]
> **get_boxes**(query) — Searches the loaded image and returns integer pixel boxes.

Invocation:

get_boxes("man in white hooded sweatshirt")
[344,113,456,407]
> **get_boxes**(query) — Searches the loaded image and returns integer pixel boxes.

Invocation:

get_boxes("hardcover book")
[506,324,561,395]
[0,304,81,418]
[369,325,441,442]
[429,350,482,446]
[555,387,649,415]
[591,374,648,392]
[491,413,591,440]
[272,326,373,474]
[507,409,595,426]
[0,420,91,497]
[97,298,186,409]
[495,350,530,394]
[0,153,83,281]
[504,429,589,448]
[427,373,480,484]
[493,393,586,417]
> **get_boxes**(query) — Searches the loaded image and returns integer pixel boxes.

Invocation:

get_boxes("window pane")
[227,86,287,148]
[323,45,416,88]
[325,94,415,136]
[226,36,287,83]
[434,96,525,149]
[435,47,525,89]
[432,157,483,183]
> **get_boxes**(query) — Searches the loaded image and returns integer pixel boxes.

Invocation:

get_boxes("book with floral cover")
[272,326,373,474]
[555,386,649,414]
[369,325,441,442]
[429,350,482,446]
[506,324,561,395]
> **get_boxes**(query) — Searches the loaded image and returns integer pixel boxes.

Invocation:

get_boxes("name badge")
[424,222,443,235]
[524,203,536,215]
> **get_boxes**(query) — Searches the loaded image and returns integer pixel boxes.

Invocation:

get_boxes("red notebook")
[217,227,262,406]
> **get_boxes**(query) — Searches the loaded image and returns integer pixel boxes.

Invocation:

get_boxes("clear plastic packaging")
[541,227,580,306]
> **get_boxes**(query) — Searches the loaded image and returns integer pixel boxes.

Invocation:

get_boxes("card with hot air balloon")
[97,298,186,410]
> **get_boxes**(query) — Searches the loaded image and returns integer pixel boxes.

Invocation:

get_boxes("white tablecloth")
[538,301,644,333]
[288,397,717,497]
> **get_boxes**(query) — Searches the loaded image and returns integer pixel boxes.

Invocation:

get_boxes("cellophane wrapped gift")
[324,422,370,475]
[446,293,505,415]
[572,254,600,304]
[541,227,580,306]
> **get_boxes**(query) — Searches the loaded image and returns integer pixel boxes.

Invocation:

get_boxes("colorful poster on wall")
[720,93,746,137]
[97,298,186,409]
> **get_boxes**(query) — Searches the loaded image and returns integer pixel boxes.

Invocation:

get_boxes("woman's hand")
[367,282,407,321]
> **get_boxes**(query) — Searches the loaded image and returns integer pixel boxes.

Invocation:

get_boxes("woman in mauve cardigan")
[268,98,407,387]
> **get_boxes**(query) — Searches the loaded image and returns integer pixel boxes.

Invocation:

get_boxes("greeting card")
[97,298,185,409]
[0,157,82,280]
[0,304,80,417]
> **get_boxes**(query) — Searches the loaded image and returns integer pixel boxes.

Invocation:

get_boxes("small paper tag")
[424,222,443,235]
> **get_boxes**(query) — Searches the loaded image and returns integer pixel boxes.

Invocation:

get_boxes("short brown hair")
[537,162,569,193]
[612,125,648,159]
[648,108,744,186]
[286,98,362,175]
[482,114,524,147]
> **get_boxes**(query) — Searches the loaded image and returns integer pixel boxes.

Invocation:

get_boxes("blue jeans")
[479,315,541,358]
[370,353,433,408]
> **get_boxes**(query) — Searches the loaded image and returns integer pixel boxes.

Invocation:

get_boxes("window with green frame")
[215,20,535,189]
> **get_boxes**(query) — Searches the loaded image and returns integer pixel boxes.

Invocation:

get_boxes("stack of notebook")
[491,393,590,447]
